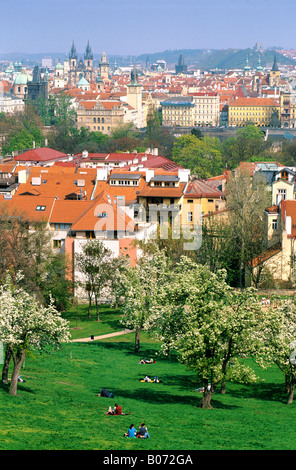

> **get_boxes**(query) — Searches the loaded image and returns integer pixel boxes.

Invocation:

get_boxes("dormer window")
[281,171,288,181]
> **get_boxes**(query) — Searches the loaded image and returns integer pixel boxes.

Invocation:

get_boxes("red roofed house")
[13,147,70,166]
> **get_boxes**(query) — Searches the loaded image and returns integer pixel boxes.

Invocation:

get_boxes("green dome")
[77,76,89,85]
[14,72,32,85]
[55,62,63,70]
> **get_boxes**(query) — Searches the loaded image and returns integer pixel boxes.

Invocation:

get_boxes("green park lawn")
[1,305,296,451]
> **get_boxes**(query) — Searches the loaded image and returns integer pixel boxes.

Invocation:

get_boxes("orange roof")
[281,200,296,238]
[70,191,135,233]
[229,97,279,107]
[49,200,93,224]
[79,100,97,110]
[0,196,56,222]
[16,166,97,200]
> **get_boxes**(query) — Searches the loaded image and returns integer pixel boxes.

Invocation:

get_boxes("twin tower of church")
[66,41,109,85]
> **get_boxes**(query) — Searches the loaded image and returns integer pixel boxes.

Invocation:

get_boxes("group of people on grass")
[124,423,150,439]
[97,356,159,439]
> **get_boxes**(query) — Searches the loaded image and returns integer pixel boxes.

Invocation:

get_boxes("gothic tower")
[69,41,78,85]
[84,40,94,82]
[269,55,281,88]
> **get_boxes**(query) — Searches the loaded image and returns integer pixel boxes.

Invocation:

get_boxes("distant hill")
[1,47,295,71]
[136,48,296,70]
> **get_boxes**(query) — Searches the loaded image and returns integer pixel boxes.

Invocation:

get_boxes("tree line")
[2,100,296,175]
[119,247,296,409]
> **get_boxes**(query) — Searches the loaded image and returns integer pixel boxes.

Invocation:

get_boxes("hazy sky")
[1,0,296,56]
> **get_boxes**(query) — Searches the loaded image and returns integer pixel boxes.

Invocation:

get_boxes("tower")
[244,55,251,77]
[269,55,281,88]
[84,41,94,82]
[69,41,77,85]
[126,67,143,128]
[175,54,187,74]
[99,52,109,80]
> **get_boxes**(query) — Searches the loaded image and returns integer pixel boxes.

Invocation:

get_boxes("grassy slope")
[1,306,296,451]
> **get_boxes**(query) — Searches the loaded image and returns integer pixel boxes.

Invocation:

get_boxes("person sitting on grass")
[106,404,131,416]
[106,403,122,415]
[138,423,150,439]
[124,424,137,438]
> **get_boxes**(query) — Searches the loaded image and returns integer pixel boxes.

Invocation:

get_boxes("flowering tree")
[75,240,114,319]
[0,274,71,396]
[255,299,296,405]
[120,249,169,352]
[147,257,265,408]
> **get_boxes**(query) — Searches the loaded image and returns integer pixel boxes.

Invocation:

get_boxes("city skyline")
[1,0,296,57]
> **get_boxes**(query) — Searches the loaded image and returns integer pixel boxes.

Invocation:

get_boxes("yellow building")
[161,98,195,127]
[228,97,280,127]
[77,100,126,135]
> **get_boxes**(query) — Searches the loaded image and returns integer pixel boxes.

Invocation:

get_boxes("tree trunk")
[95,296,100,321]
[200,391,214,409]
[135,328,141,352]
[2,346,12,384]
[287,383,295,405]
[88,295,92,318]
[221,380,226,394]
[9,349,26,396]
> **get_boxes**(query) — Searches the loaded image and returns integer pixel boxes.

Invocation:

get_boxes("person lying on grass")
[139,375,162,383]
[98,387,114,398]
[138,357,156,364]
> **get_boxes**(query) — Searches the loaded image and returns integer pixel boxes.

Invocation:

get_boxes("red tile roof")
[185,179,223,198]
[229,97,279,107]
[13,148,68,163]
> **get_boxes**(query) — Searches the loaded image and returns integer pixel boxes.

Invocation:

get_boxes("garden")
[1,305,296,451]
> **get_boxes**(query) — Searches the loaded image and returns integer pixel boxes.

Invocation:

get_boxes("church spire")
[272,54,279,72]
[84,40,93,60]
[69,41,77,60]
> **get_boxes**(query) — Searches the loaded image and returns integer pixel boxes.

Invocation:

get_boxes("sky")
[1,0,296,56]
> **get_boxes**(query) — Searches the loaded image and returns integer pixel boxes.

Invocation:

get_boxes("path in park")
[71,329,133,343]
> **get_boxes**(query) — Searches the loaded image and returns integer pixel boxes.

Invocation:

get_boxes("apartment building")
[161,97,195,127]
[228,97,280,127]
[189,92,220,126]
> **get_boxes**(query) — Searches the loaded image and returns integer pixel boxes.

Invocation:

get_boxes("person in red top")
[114,404,122,415]
[106,403,123,415]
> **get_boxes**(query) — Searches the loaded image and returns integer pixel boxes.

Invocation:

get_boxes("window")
[55,223,70,231]
[36,205,46,211]
[187,212,193,222]
[53,240,61,248]
[277,189,286,200]
[97,212,108,218]
[281,171,289,181]
[272,219,278,230]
